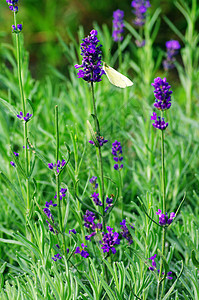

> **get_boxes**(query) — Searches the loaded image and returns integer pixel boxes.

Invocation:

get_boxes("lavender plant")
[1,1,199,299]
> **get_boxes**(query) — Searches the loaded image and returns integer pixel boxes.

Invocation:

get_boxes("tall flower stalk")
[150,77,173,299]
[112,9,124,70]
[75,30,106,230]
[7,1,31,228]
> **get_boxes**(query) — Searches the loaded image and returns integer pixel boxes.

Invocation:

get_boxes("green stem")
[156,113,166,299]
[14,12,30,217]
[90,82,105,230]
[118,170,123,219]
[55,106,66,254]
[118,41,122,72]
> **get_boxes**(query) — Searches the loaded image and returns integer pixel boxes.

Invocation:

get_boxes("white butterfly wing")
[103,63,133,88]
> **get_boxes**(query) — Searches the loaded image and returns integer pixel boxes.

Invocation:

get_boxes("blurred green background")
[0,0,188,78]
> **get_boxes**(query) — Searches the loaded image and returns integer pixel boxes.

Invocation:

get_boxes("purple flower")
[150,112,168,130]
[83,210,96,228]
[10,161,16,167]
[54,188,67,200]
[43,201,57,233]
[6,0,18,12]
[52,253,62,261]
[163,40,181,71]
[17,24,22,31]
[99,226,120,254]
[17,111,32,122]
[112,140,124,170]
[151,77,172,111]
[120,219,134,244]
[13,152,19,157]
[156,209,176,226]
[148,254,157,270]
[112,9,124,42]
[131,0,151,27]
[89,135,108,147]
[75,243,89,258]
[148,254,173,279]
[166,271,173,280]
[104,196,113,212]
[89,176,98,189]
[12,24,22,32]
[135,39,145,47]
[91,192,102,206]
[69,229,77,234]
[74,29,105,83]
[85,231,96,241]
[48,160,66,173]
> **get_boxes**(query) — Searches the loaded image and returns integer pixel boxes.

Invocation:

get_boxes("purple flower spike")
[150,112,168,130]
[131,0,151,27]
[89,135,108,147]
[54,187,67,200]
[10,161,16,167]
[99,226,120,254]
[69,229,77,234]
[91,192,102,206]
[112,140,124,170]
[74,29,105,83]
[167,271,173,280]
[12,23,22,32]
[151,77,173,111]
[163,40,181,71]
[89,176,98,189]
[148,254,157,270]
[120,219,134,244]
[112,9,124,42]
[48,159,66,173]
[156,209,176,226]
[17,111,32,122]
[6,0,18,12]
[17,24,22,31]
[104,196,113,212]
[75,244,89,258]
[52,253,62,261]
[13,152,19,157]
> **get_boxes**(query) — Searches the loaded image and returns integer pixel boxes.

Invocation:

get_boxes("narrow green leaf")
[162,261,184,300]
[0,97,18,117]
[191,250,199,269]
[0,171,24,204]
[87,120,99,147]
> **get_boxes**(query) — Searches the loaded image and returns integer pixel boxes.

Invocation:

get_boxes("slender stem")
[14,12,30,216]
[91,82,100,135]
[118,41,122,72]
[55,106,66,254]
[156,114,166,299]
[161,113,166,214]
[118,170,123,219]
[90,82,105,227]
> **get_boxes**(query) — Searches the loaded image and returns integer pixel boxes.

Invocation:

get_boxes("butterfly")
[103,62,133,88]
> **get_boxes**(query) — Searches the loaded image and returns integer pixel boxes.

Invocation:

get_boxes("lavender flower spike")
[112,10,124,42]
[112,140,123,170]
[17,111,32,122]
[163,40,181,71]
[156,209,176,226]
[131,0,151,27]
[6,0,18,12]
[99,226,120,254]
[74,30,105,83]
[151,77,173,111]
[150,112,168,131]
